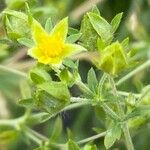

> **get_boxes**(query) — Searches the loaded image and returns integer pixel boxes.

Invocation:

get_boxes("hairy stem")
[0,64,27,78]
[25,128,42,145]
[101,103,120,121]
[109,76,134,150]
[75,80,93,96]
[116,59,150,86]
[77,131,106,144]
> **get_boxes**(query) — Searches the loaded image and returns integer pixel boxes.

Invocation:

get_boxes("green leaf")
[68,139,80,150]
[50,117,62,142]
[30,67,51,84]
[87,68,98,92]
[27,112,52,125]
[66,33,82,43]
[7,32,22,41]
[0,38,12,45]
[80,14,99,51]
[3,13,30,41]
[0,130,18,144]
[38,81,70,101]
[17,38,34,48]
[67,128,74,140]
[91,5,100,15]
[68,27,79,35]
[59,69,73,85]
[18,98,34,108]
[25,2,33,25]
[97,38,105,51]
[88,12,113,44]
[3,9,28,21]
[45,17,53,33]
[111,12,123,33]
[83,144,97,150]
[124,106,150,120]
[20,80,31,99]
[63,59,77,69]
[5,0,27,9]
[35,90,68,114]
[121,37,129,51]
[4,15,12,31]
[104,123,122,149]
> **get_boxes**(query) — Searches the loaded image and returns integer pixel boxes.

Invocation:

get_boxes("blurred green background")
[0,0,150,150]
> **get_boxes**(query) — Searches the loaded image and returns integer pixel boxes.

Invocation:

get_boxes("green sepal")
[95,42,128,75]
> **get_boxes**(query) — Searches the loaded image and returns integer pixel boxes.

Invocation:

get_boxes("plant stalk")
[0,64,27,78]
[116,59,150,86]
[77,131,106,144]
[109,76,134,150]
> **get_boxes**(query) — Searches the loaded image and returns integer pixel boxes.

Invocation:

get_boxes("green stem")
[26,127,48,141]
[75,80,93,96]
[101,103,120,121]
[62,101,91,111]
[70,97,91,103]
[25,127,66,149]
[122,124,134,150]
[116,59,150,86]
[109,76,134,150]
[0,119,17,126]
[25,128,42,145]
[116,91,140,99]
[77,131,106,144]
[109,76,124,116]
[0,64,27,78]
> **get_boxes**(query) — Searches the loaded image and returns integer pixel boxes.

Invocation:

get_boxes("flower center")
[38,36,64,58]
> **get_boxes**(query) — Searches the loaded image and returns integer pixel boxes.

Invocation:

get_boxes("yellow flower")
[28,17,86,65]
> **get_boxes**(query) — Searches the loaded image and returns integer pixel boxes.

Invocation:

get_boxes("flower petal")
[28,47,41,58]
[63,43,86,57]
[31,21,48,44]
[28,47,62,65]
[50,17,68,42]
